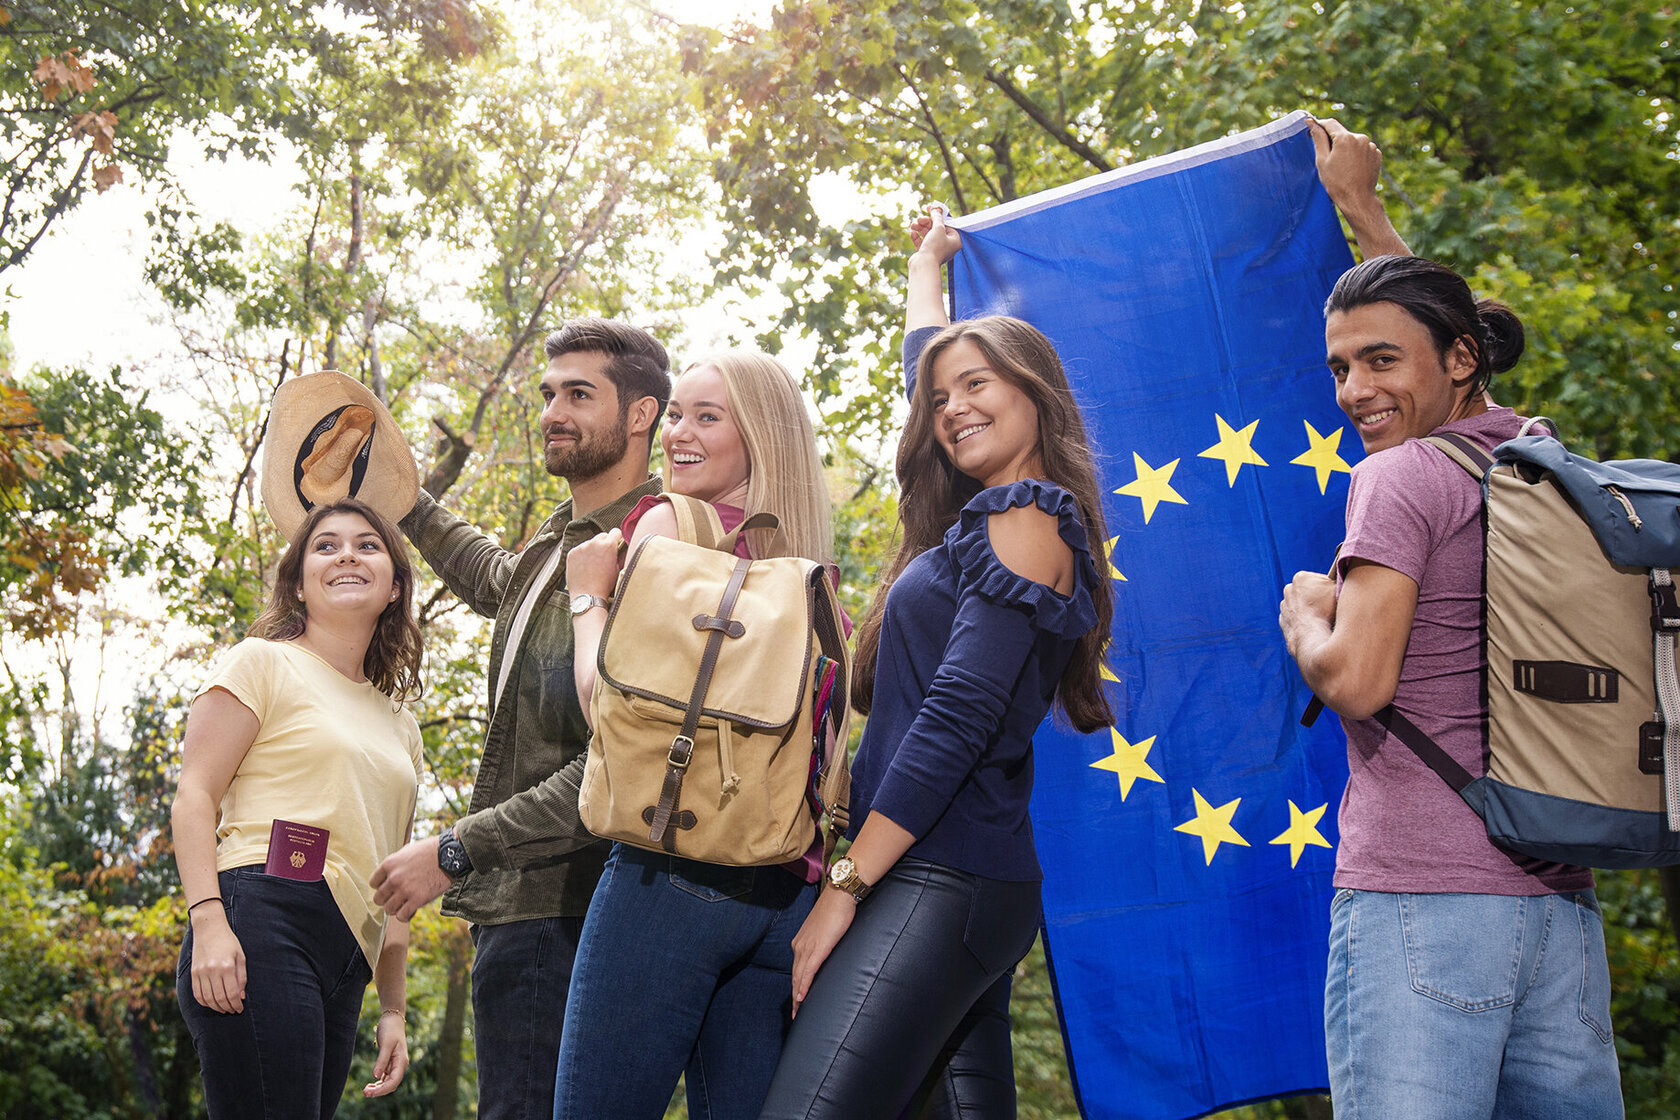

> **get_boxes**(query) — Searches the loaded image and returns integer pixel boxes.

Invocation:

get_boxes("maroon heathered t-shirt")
[1333,406,1593,895]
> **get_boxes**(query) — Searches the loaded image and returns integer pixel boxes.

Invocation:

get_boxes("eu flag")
[946,113,1357,1119]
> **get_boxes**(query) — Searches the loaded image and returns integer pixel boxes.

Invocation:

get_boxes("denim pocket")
[1398,893,1522,1012]
[1572,894,1614,1044]
[667,858,754,903]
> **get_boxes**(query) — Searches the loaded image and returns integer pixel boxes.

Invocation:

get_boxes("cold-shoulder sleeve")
[867,479,1099,840]
[945,479,1100,638]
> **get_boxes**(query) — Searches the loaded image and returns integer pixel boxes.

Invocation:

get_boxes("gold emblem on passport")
[289,851,307,869]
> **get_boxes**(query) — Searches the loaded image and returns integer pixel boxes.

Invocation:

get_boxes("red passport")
[265,819,329,880]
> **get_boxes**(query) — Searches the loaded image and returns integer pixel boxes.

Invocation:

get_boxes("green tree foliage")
[0,0,311,275]
[0,0,500,280]
[9,364,215,629]
[1163,0,1678,459]
[690,0,1677,458]
[0,817,197,1119]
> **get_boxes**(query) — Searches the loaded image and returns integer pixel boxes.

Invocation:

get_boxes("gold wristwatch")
[827,856,872,903]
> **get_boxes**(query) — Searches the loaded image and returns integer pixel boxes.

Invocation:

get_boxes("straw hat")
[261,371,419,540]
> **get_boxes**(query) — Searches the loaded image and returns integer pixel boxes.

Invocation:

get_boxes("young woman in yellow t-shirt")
[171,498,425,1119]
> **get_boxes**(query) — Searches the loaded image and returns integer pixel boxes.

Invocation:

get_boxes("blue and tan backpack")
[1310,427,1680,869]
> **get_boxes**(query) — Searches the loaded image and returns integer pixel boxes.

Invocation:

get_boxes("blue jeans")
[176,866,371,1120]
[759,858,1042,1120]
[471,915,586,1120]
[1326,888,1624,1120]
[552,844,816,1120]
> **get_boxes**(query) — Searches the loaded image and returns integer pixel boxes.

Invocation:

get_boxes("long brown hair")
[250,498,424,702]
[854,316,1114,733]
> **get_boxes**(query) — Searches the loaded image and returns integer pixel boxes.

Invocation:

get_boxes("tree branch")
[892,59,968,214]
[226,339,289,529]
[983,68,1114,173]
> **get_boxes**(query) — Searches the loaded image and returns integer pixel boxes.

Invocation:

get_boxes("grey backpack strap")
[1651,567,1680,830]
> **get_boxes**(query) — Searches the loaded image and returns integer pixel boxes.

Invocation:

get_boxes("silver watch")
[569,592,612,616]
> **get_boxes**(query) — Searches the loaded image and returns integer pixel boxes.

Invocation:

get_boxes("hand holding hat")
[261,372,419,540]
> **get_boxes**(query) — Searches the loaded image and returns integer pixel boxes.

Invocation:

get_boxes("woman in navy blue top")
[760,206,1115,1119]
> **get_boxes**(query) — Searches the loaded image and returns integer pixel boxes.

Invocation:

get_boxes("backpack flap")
[1493,434,1680,568]
[598,534,818,729]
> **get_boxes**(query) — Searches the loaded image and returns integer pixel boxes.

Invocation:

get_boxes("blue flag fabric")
[946,113,1359,1119]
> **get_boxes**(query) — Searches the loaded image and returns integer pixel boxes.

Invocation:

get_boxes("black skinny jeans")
[758,857,1042,1120]
[176,866,371,1120]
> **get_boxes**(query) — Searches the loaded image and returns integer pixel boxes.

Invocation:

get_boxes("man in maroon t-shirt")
[1279,237,1623,1112]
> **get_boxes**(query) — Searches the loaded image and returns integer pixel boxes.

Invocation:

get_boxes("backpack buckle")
[1651,579,1680,632]
[667,735,695,769]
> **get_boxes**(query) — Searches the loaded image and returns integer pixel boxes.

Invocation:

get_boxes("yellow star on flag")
[1090,730,1164,800]
[1198,414,1268,486]
[1115,453,1188,524]
[1100,661,1120,683]
[1103,536,1127,582]
[1290,420,1353,494]
[1173,788,1250,865]
[1269,800,1332,867]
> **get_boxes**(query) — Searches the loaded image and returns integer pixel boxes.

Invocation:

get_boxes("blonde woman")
[554,352,836,1120]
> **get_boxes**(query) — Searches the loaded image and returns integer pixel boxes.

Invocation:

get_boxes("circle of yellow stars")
[1089,409,1347,869]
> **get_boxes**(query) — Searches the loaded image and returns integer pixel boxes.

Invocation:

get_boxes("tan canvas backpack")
[578,495,852,866]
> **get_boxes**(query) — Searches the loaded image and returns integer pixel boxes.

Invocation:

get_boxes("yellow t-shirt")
[195,637,423,962]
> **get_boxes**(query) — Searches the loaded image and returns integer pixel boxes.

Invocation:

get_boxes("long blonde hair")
[672,352,833,565]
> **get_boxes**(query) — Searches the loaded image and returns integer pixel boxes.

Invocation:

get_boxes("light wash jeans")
[1326,887,1623,1120]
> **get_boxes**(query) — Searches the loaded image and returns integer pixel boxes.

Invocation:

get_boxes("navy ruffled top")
[847,478,1100,881]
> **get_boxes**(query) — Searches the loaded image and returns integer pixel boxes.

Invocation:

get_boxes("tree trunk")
[432,921,473,1120]
[126,1004,162,1118]
[1661,864,1680,947]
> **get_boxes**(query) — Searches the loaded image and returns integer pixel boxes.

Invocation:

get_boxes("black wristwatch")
[437,827,473,879]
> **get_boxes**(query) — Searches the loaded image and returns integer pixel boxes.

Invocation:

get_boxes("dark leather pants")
[758,857,1041,1120]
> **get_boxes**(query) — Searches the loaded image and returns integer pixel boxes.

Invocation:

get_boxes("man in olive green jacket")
[371,318,669,1120]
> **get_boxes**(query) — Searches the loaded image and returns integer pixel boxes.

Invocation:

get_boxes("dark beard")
[544,412,630,482]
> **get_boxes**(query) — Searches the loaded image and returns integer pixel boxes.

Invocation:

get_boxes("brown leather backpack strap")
[647,555,753,845]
